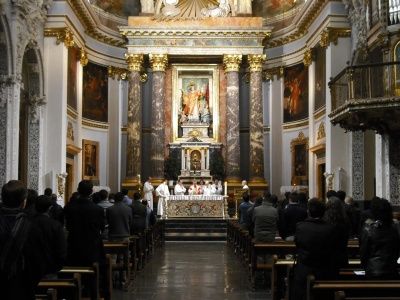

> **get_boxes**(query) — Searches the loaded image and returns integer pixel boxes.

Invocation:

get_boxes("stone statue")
[140,0,155,14]
[201,0,231,18]
[160,0,180,17]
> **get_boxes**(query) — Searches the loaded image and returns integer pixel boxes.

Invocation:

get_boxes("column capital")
[149,54,168,72]
[79,48,88,66]
[125,53,144,72]
[223,54,242,72]
[248,54,266,72]
[303,48,312,67]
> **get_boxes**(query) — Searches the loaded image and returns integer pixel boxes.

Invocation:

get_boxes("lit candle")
[138,174,141,184]
[224,181,227,196]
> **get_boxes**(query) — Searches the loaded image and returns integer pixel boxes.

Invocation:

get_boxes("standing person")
[360,198,400,279]
[293,198,341,300]
[344,196,361,238]
[252,192,279,243]
[24,189,38,217]
[143,177,154,210]
[174,179,186,195]
[131,192,147,234]
[49,193,64,225]
[106,192,132,240]
[155,179,170,218]
[142,200,156,229]
[33,195,67,276]
[64,180,105,266]
[188,180,201,195]
[279,192,307,241]
[238,192,252,228]
[0,180,47,300]
[121,189,132,206]
[202,181,213,196]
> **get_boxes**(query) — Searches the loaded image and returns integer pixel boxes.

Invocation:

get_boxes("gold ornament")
[149,54,168,72]
[125,53,144,72]
[79,48,88,66]
[303,48,312,67]
[248,54,266,72]
[223,55,242,73]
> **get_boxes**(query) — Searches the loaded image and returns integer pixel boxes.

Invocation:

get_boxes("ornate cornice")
[149,54,168,72]
[223,55,242,73]
[67,106,78,119]
[319,28,351,49]
[80,48,88,66]
[303,48,312,67]
[125,54,144,72]
[108,66,129,80]
[44,27,75,48]
[82,118,109,130]
[263,66,284,81]
[283,119,309,130]
[248,54,266,72]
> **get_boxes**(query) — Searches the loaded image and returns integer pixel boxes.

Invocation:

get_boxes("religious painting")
[67,47,79,110]
[92,0,140,17]
[82,62,108,122]
[172,65,220,141]
[283,63,308,123]
[252,0,304,18]
[291,132,309,185]
[314,46,326,111]
[82,139,99,181]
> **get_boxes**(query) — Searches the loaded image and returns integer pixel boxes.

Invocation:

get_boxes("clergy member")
[188,180,201,195]
[174,179,186,195]
[202,181,214,196]
[213,179,223,195]
[155,179,170,218]
[143,177,154,209]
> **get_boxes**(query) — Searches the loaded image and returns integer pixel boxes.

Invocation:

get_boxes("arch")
[0,16,12,76]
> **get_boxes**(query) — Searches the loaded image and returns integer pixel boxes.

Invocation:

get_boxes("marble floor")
[113,242,271,300]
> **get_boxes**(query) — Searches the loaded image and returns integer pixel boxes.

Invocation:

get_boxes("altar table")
[166,195,226,218]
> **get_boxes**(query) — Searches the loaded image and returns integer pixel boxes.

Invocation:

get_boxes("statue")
[140,0,155,14]
[201,0,231,18]
[160,0,180,17]
[231,0,252,15]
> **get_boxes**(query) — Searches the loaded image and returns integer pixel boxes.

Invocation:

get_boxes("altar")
[166,195,226,218]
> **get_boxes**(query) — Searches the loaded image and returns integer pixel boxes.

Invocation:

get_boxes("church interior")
[1,0,400,299]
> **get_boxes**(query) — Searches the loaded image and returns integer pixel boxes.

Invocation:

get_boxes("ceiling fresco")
[91,0,141,17]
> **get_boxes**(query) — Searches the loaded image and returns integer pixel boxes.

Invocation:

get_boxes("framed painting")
[82,139,99,181]
[314,46,326,111]
[291,132,309,185]
[283,63,308,123]
[82,62,108,122]
[172,65,220,141]
[67,47,79,110]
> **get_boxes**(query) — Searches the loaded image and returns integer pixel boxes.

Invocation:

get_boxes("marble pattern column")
[351,131,364,201]
[248,54,266,181]
[223,54,242,180]
[125,54,144,179]
[149,54,168,179]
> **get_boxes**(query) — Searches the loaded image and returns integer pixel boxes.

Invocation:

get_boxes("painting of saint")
[294,144,307,177]
[82,62,108,122]
[67,47,79,110]
[180,78,211,124]
[82,140,99,180]
[314,46,326,111]
[283,63,308,123]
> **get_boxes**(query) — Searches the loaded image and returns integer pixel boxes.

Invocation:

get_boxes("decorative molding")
[56,173,68,201]
[309,142,326,154]
[79,48,88,66]
[108,66,129,80]
[67,106,78,119]
[82,118,109,130]
[223,54,242,72]
[248,54,266,72]
[313,106,326,119]
[283,119,309,130]
[44,27,75,48]
[67,121,75,141]
[149,54,168,72]
[317,122,326,140]
[303,48,312,67]
[26,95,46,123]
[66,143,81,155]
[263,66,284,81]
[319,27,352,49]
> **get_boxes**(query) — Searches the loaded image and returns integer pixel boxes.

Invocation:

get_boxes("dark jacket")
[106,202,132,240]
[49,202,64,225]
[360,220,400,278]
[64,196,105,266]
[238,201,252,226]
[345,203,361,238]
[32,213,67,274]
[252,201,278,242]
[0,206,47,300]
[279,203,307,239]
[131,200,147,234]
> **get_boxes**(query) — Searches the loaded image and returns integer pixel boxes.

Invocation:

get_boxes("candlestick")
[138,174,141,184]
[224,181,227,196]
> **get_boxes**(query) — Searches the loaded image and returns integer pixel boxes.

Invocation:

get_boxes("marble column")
[223,54,242,180]
[248,54,266,181]
[149,54,168,179]
[125,54,144,179]
[351,131,364,201]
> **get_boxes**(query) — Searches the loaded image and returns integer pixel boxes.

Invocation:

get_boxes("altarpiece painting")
[291,132,309,185]
[314,46,326,111]
[67,47,79,110]
[82,139,99,182]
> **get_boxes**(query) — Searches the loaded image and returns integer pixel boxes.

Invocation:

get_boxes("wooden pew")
[35,288,57,300]
[37,273,81,300]
[103,240,130,289]
[335,290,400,300]
[307,276,400,300]
[59,263,99,300]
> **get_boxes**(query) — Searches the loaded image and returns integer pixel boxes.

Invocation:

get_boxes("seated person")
[188,180,202,195]
[174,179,186,195]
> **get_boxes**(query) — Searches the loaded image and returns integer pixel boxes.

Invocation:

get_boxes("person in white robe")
[156,179,170,218]
[174,179,186,195]
[213,179,223,195]
[188,181,201,195]
[242,180,249,192]
[143,177,154,209]
[202,181,215,196]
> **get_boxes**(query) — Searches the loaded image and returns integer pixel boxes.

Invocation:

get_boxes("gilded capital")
[79,48,88,66]
[149,54,168,72]
[303,48,312,67]
[248,54,266,72]
[108,66,129,81]
[223,55,242,73]
[56,28,75,48]
[125,53,144,72]
[320,29,329,49]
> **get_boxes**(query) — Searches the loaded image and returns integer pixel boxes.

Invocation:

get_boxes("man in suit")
[279,192,307,241]
[131,192,147,235]
[107,192,132,240]
[293,198,340,300]
[252,192,279,243]
[64,180,105,266]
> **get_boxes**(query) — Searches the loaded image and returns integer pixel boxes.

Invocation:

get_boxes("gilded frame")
[172,64,220,142]
[82,139,99,181]
[291,132,309,185]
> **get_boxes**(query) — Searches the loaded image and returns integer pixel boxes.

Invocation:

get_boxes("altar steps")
[165,219,227,241]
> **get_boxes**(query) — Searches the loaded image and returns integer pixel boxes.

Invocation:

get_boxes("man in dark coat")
[64,180,105,266]
[107,192,132,240]
[131,192,147,235]
[0,180,47,300]
[252,192,279,243]
[279,192,307,241]
[293,198,341,300]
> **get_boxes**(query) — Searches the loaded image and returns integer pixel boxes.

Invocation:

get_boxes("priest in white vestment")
[212,179,223,195]
[188,181,202,195]
[143,177,154,209]
[202,181,215,196]
[174,179,186,195]
[156,180,170,218]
